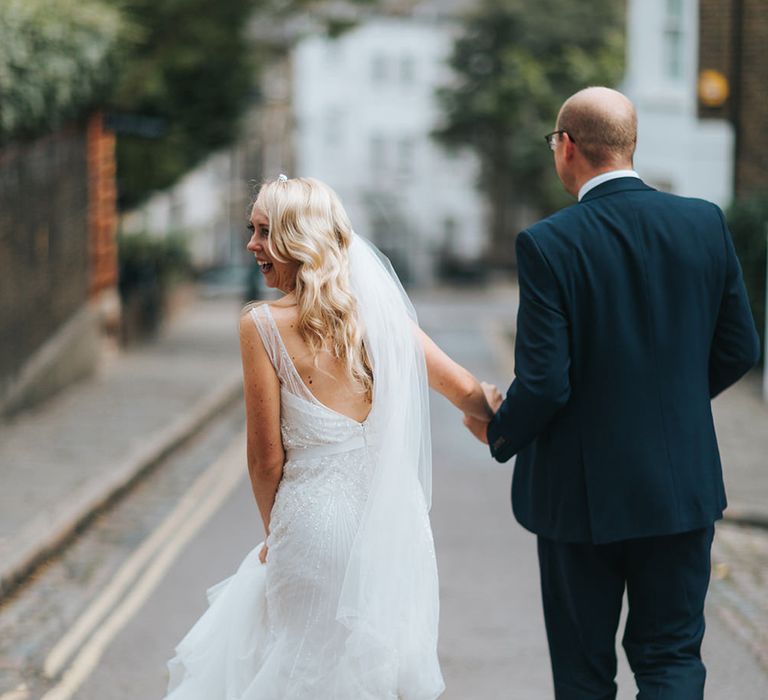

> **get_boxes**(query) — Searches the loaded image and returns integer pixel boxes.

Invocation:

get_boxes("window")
[443,216,457,250]
[325,43,341,67]
[371,53,388,83]
[325,107,344,148]
[663,0,684,80]
[370,134,386,172]
[400,55,416,84]
[397,138,414,177]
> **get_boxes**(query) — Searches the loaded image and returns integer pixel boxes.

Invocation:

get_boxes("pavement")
[710,372,768,525]
[0,280,765,602]
[0,291,246,598]
[0,281,765,696]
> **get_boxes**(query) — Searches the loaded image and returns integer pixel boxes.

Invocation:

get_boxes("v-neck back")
[250,304,372,426]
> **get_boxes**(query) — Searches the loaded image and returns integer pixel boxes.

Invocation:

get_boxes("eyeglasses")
[544,129,575,151]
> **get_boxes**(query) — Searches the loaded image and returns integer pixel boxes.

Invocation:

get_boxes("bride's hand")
[481,382,503,414]
[259,543,269,564]
[463,414,489,444]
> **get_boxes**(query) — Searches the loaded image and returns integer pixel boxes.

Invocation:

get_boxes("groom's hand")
[463,414,489,444]
[481,382,503,414]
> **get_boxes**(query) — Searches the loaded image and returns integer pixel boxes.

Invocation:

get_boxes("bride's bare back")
[267,301,372,424]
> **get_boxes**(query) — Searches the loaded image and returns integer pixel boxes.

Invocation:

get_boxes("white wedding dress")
[163,236,444,700]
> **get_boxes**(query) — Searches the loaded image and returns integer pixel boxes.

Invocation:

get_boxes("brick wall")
[699,0,768,198]
[87,112,118,296]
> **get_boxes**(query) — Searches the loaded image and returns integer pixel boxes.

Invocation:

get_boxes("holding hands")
[482,382,503,413]
[463,382,502,444]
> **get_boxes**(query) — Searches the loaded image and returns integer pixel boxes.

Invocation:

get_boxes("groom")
[466,87,760,698]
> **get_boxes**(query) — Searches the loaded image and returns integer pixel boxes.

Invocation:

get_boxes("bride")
[163,176,498,699]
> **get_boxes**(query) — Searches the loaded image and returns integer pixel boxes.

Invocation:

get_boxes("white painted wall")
[119,58,290,271]
[119,148,245,268]
[623,0,734,207]
[293,15,487,284]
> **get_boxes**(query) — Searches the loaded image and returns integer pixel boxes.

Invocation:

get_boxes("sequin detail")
[249,304,388,697]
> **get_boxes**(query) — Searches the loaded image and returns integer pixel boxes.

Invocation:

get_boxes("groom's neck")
[568,160,634,198]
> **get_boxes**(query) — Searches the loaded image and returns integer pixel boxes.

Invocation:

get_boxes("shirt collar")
[578,170,640,202]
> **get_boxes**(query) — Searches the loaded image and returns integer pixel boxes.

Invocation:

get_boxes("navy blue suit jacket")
[487,177,760,544]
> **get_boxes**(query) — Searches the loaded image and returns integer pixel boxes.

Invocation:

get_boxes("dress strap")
[248,304,282,371]
[248,304,315,402]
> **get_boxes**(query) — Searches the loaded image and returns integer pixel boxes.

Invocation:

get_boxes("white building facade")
[292,14,487,284]
[119,148,246,267]
[118,56,293,270]
[623,0,734,207]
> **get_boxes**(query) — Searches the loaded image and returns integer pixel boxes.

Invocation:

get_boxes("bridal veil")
[337,233,443,698]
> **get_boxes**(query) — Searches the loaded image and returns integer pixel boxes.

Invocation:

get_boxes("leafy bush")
[435,0,626,250]
[2,0,379,207]
[110,0,257,208]
[117,232,191,340]
[117,232,191,295]
[0,0,122,142]
[727,194,768,359]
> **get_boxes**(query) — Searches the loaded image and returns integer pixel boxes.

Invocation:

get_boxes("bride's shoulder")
[238,300,268,328]
[238,300,283,339]
[263,299,298,329]
[239,298,298,335]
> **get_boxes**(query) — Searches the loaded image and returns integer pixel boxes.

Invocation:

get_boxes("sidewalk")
[0,292,246,598]
[0,280,763,606]
[711,372,768,525]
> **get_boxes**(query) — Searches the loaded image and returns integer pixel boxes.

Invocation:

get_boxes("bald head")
[557,87,637,168]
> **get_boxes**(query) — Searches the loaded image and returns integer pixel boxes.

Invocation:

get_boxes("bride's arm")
[239,313,284,539]
[417,327,495,421]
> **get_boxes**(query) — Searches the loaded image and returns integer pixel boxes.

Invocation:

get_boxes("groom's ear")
[563,134,577,161]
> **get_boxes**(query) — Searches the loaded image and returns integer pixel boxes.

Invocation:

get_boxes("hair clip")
[277,173,288,182]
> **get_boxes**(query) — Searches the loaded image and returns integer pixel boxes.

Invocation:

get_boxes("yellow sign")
[698,70,729,107]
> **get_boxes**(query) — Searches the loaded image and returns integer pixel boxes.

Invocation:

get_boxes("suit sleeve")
[709,206,761,398]
[487,229,571,463]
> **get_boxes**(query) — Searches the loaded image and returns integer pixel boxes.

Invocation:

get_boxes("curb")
[0,369,244,601]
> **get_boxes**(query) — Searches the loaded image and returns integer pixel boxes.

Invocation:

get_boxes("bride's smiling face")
[247,205,299,293]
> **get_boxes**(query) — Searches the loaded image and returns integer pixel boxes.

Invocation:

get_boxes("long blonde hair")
[254,176,372,399]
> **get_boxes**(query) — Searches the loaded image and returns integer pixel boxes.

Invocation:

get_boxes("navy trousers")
[537,526,715,700]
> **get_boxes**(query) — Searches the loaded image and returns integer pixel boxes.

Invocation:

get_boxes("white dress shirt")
[578,169,640,202]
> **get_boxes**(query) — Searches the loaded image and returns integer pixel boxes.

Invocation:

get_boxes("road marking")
[0,684,29,700]
[44,430,244,678]
[44,429,247,678]
[40,431,247,700]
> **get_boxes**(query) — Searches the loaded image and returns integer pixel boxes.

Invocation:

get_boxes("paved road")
[1,286,766,699]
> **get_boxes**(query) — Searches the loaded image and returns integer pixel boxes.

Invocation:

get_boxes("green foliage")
[0,0,122,143]
[118,232,191,292]
[112,0,378,208]
[2,0,379,206]
[435,0,626,220]
[727,194,768,356]
[117,232,191,340]
[111,0,257,208]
